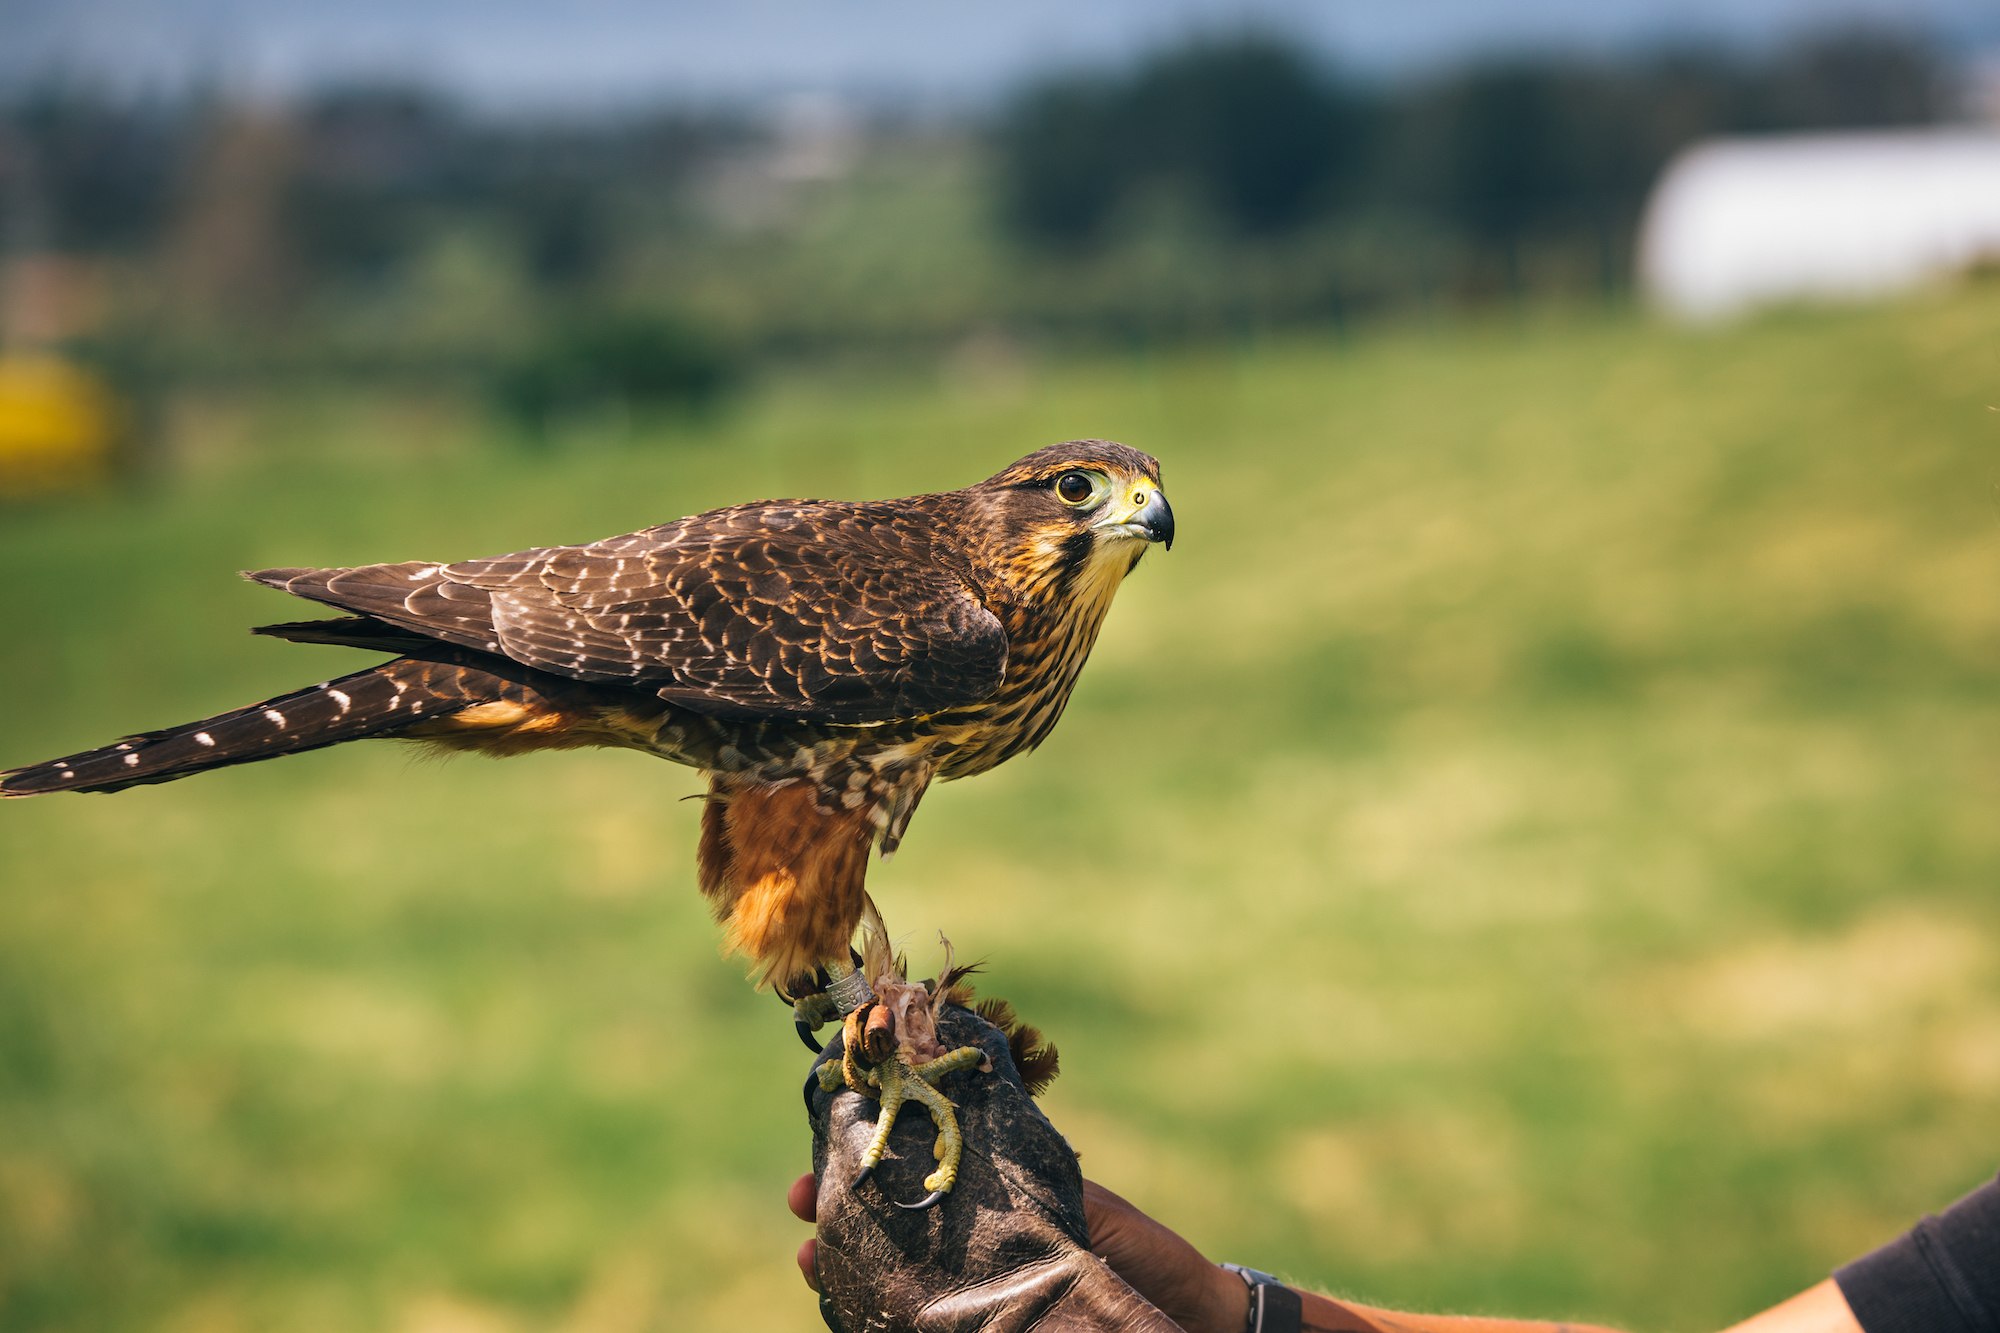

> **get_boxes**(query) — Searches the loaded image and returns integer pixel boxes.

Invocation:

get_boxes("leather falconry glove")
[805,1002,1182,1333]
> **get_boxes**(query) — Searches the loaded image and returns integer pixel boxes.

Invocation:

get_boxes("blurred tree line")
[0,25,1960,441]
[999,28,1953,299]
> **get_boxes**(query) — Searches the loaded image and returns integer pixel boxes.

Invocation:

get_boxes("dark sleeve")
[1835,1174,2000,1333]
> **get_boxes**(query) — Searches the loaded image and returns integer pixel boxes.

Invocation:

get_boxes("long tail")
[1,657,512,797]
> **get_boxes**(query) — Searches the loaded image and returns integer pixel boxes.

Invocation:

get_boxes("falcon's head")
[969,440,1173,604]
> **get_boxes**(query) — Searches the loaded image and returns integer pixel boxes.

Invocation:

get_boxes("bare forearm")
[1194,1262,1851,1333]
[1179,1259,1621,1333]
[1063,1178,1876,1333]
[1277,1278,1853,1333]
[1298,1297,1625,1333]
[1719,1281,1862,1333]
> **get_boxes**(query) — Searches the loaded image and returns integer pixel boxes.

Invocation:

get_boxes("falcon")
[1,440,1172,1204]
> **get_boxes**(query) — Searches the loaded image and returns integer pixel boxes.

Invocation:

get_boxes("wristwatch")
[1220,1263,1303,1333]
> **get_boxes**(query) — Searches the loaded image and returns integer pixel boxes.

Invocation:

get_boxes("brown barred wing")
[247,501,1009,724]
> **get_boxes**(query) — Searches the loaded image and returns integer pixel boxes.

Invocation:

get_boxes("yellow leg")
[794,957,873,1053]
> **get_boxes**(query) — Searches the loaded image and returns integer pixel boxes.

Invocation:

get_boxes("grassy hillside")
[2,289,1997,1332]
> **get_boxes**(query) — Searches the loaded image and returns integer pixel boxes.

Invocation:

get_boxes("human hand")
[789,1171,822,1289]
[791,1173,1248,1333]
[802,1003,1182,1331]
[1081,1179,1250,1333]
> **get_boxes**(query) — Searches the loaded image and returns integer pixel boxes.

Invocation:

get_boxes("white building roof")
[1638,130,2000,322]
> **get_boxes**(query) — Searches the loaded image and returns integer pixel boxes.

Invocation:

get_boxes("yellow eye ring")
[1055,471,1099,506]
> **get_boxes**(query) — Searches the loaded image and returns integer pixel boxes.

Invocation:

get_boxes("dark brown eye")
[1055,471,1097,506]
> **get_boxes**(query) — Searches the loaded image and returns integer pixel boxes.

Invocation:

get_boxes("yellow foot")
[818,1045,984,1209]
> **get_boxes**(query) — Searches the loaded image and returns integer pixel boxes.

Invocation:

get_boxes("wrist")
[1218,1263,1306,1333]
[1198,1260,1254,1333]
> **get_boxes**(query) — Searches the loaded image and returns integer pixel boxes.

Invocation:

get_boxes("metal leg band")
[826,966,876,1014]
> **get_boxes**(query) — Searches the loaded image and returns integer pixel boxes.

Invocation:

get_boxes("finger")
[788,1173,818,1222]
[796,1237,819,1291]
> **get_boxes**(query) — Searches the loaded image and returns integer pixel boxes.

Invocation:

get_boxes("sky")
[4,0,1997,109]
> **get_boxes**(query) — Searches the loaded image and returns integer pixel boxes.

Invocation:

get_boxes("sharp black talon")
[853,1163,875,1189]
[896,1189,947,1212]
[796,1019,824,1054]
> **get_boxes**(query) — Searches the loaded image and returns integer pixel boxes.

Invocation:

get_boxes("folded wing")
[248,502,1007,724]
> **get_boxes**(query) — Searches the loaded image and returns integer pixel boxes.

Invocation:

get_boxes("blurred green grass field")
[3,291,1998,1333]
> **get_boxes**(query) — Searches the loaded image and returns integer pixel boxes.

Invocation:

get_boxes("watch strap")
[1221,1264,1304,1333]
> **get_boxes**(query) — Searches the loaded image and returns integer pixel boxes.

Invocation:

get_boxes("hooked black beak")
[1139,490,1175,550]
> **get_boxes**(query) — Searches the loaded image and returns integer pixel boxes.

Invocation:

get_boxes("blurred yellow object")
[0,353,120,496]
